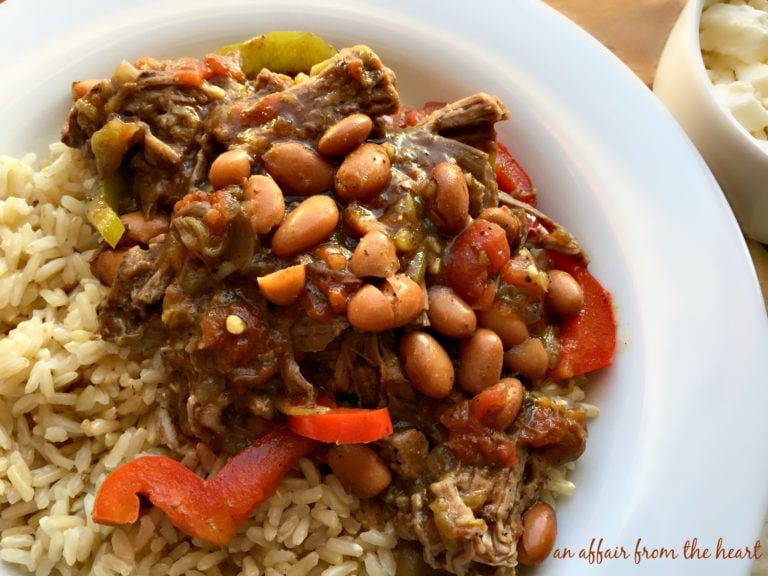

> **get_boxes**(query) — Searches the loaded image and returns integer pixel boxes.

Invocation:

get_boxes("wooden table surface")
[543,0,768,309]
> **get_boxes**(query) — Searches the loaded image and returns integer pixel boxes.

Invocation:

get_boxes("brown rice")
[0,144,400,576]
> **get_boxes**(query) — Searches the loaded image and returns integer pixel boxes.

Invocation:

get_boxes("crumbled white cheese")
[735,61,768,96]
[701,1,768,138]
[713,82,768,131]
[707,64,736,84]
[701,3,768,62]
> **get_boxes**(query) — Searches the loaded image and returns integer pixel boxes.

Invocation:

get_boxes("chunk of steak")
[64,47,400,212]
[390,455,535,576]
[228,45,400,154]
[385,93,509,216]
[378,429,430,481]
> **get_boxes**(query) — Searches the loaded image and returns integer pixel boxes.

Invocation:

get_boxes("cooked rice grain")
[0,146,401,575]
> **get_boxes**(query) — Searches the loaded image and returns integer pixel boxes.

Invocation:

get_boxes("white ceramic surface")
[654,0,768,243]
[1,1,768,575]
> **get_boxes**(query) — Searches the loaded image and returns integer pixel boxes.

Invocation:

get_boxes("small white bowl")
[654,0,768,243]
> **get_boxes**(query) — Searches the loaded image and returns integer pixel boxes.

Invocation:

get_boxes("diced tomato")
[325,284,354,314]
[241,91,282,125]
[495,142,536,206]
[300,280,335,322]
[518,401,587,462]
[171,58,207,87]
[440,401,518,467]
[309,269,359,315]
[404,101,446,126]
[286,407,394,444]
[134,56,162,71]
[203,53,246,82]
[445,220,511,310]
[71,79,101,101]
[468,379,523,431]
[198,303,279,375]
[500,251,546,298]
[166,54,247,87]
[547,252,617,379]
[383,101,447,128]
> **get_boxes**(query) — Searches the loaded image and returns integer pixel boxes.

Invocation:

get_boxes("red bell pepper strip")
[92,426,317,546]
[495,142,537,207]
[286,407,393,444]
[548,252,617,379]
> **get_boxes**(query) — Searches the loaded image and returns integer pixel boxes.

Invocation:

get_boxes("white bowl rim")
[1,2,768,576]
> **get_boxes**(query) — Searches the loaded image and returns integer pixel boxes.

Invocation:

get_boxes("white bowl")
[654,0,768,243]
[1,1,768,575]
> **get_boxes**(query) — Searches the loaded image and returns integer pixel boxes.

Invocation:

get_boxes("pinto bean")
[263,141,334,196]
[327,444,392,499]
[382,274,426,326]
[119,212,170,245]
[209,148,251,189]
[347,285,396,333]
[271,195,339,258]
[90,249,126,286]
[458,328,504,394]
[427,286,477,339]
[503,337,550,380]
[425,162,469,233]
[477,299,529,348]
[349,231,399,278]
[400,331,455,399]
[334,143,392,201]
[242,175,285,234]
[518,502,557,565]
[318,113,373,156]
[546,270,584,318]
[347,274,424,332]
[477,206,523,247]
[257,264,306,306]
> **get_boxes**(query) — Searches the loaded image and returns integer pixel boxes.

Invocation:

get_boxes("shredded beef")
[65,43,593,575]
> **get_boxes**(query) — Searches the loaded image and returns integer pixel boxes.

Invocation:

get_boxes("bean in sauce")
[458,328,504,394]
[400,331,455,399]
